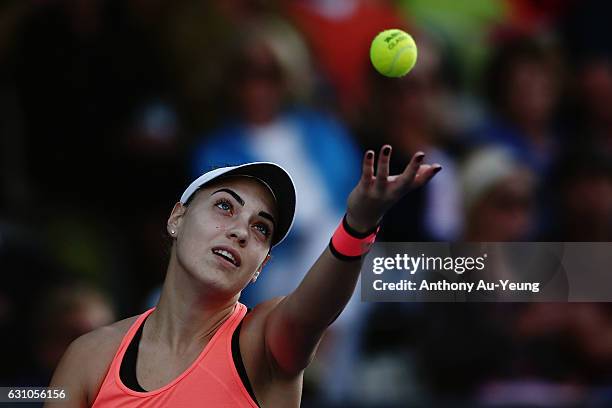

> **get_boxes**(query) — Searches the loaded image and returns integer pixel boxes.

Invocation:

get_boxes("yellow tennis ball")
[370,29,417,77]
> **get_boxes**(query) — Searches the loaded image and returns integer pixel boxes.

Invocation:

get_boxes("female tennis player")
[46,145,441,407]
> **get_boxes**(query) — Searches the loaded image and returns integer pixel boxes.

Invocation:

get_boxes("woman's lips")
[213,252,238,268]
[211,246,241,266]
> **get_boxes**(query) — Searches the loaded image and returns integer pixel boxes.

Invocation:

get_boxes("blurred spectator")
[471,36,564,237]
[456,145,612,407]
[478,146,612,407]
[398,148,539,406]
[403,147,537,403]
[129,1,302,133]
[286,0,407,122]
[358,34,462,241]
[477,37,564,177]
[460,147,537,241]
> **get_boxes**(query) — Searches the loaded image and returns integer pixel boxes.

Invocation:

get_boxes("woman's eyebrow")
[211,188,276,227]
[259,212,276,229]
[211,188,244,206]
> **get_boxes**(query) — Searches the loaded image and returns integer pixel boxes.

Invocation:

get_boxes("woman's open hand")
[346,145,442,232]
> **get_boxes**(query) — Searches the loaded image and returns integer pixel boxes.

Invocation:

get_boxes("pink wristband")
[329,214,380,261]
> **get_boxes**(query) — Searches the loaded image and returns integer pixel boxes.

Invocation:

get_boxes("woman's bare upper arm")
[250,296,323,378]
[45,334,94,408]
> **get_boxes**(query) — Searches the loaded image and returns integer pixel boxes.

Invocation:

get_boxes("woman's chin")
[186,261,244,294]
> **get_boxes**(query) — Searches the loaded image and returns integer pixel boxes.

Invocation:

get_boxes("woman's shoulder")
[49,312,145,406]
[75,314,143,403]
[242,297,286,328]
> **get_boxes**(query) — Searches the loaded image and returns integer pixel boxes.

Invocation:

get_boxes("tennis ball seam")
[386,45,415,77]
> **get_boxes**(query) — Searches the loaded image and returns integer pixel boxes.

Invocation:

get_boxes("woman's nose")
[227,223,248,245]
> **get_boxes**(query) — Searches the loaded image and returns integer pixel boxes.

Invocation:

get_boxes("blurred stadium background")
[1,0,612,406]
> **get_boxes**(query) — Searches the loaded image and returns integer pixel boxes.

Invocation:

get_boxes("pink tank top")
[91,302,259,407]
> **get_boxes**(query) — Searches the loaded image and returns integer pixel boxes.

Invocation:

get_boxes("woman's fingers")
[361,147,442,193]
[375,145,392,187]
[413,163,442,188]
[361,150,375,182]
[399,151,425,187]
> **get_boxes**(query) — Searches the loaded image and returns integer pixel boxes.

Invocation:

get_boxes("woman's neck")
[147,259,239,352]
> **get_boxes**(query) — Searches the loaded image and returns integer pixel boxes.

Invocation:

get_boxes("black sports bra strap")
[231,307,261,407]
[119,315,148,392]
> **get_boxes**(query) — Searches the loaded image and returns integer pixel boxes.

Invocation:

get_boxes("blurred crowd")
[1,0,612,406]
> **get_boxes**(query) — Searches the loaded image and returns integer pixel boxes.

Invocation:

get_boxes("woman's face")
[168,176,277,296]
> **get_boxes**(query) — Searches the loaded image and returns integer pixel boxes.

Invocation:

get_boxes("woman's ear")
[252,253,272,283]
[167,202,186,237]
[261,253,271,269]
